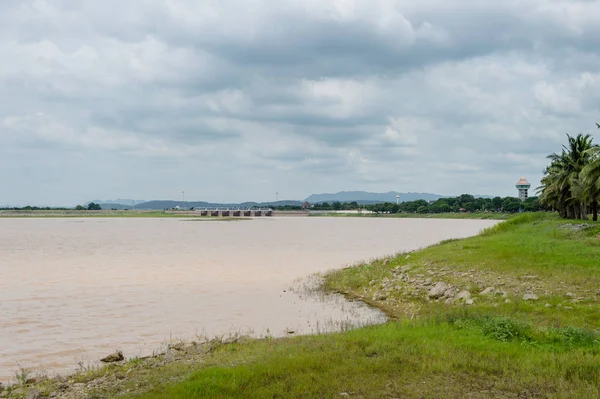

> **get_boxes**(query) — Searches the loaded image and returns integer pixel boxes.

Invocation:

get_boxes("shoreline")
[7,214,597,398]
[0,218,497,398]
[0,281,391,398]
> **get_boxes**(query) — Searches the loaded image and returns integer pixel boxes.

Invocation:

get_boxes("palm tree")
[540,133,596,219]
[581,124,600,221]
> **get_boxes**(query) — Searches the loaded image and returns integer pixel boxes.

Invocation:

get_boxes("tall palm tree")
[581,124,600,221]
[540,133,596,219]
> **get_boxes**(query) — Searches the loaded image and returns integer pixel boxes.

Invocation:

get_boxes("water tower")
[516,177,530,201]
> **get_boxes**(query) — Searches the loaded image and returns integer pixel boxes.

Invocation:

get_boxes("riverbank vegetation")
[5,212,599,398]
[311,194,541,214]
[539,123,600,220]
[312,211,513,220]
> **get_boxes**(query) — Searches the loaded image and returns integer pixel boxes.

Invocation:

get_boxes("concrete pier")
[192,209,274,217]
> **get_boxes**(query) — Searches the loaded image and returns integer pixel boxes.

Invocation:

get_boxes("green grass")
[125,320,599,399]
[324,212,600,327]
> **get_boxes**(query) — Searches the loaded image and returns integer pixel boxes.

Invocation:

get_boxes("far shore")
[0,209,513,220]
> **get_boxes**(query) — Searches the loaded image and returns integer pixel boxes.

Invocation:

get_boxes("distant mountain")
[99,200,303,210]
[92,199,146,206]
[304,191,443,204]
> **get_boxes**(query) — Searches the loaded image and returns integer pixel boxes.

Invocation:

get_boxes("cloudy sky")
[1,0,599,205]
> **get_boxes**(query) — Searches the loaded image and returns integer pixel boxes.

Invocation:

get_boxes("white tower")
[516,177,531,201]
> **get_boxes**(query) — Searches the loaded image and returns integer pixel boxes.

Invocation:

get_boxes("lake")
[0,217,498,382]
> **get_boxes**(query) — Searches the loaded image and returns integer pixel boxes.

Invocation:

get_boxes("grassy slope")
[9,213,600,398]
[324,213,600,328]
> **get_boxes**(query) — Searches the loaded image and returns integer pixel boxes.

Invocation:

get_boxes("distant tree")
[458,194,475,205]
[416,205,429,214]
[522,196,541,212]
[502,197,522,213]
[75,205,85,210]
[87,202,102,211]
[492,196,503,211]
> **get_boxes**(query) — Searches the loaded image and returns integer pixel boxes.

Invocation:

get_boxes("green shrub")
[481,317,532,342]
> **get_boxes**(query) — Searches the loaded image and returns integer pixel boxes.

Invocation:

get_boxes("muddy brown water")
[0,217,498,382]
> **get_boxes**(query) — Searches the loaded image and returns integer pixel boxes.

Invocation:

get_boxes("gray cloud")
[1,0,599,205]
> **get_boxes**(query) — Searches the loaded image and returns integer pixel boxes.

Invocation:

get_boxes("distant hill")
[92,199,146,206]
[99,200,303,210]
[304,191,444,204]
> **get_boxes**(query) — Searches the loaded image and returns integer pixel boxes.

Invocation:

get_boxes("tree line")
[539,123,600,220]
[304,194,541,214]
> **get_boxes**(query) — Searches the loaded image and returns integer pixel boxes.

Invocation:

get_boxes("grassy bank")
[311,211,513,220]
[5,213,600,398]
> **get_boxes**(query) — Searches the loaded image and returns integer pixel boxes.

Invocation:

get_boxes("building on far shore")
[516,177,531,201]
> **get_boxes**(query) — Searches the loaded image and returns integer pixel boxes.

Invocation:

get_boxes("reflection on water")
[0,217,497,382]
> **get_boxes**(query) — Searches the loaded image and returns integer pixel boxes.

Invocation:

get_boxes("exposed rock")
[480,287,495,296]
[26,389,41,399]
[100,350,124,363]
[520,275,538,280]
[565,292,575,298]
[523,293,539,301]
[163,349,175,362]
[504,299,512,303]
[428,282,449,299]
[496,290,508,298]
[456,290,471,301]
[0,391,6,398]
[443,288,455,299]
[444,297,456,305]
[465,298,475,305]
[169,342,185,351]
[596,289,600,296]
[545,303,553,308]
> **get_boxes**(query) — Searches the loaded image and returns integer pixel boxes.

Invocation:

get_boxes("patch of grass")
[325,212,600,326]
[124,321,599,398]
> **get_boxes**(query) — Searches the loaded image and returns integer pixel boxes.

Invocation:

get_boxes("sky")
[1,0,599,206]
